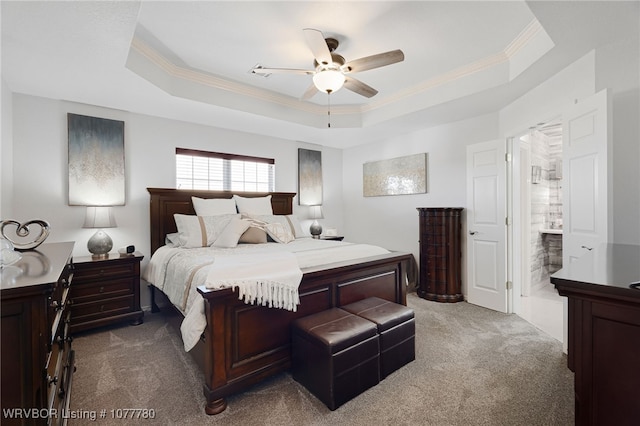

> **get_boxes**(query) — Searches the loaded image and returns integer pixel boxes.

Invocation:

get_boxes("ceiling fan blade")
[344,76,378,98]
[300,83,319,101]
[343,49,404,73]
[303,28,332,66]
[251,66,314,75]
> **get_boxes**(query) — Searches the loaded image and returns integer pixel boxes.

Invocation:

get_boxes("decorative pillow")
[192,196,237,216]
[238,226,268,244]
[263,222,295,244]
[233,195,273,215]
[251,214,308,238]
[173,214,239,248]
[213,218,251,248]
[286,215,308,238]
[242,215,295,244]
[165,232,181,246]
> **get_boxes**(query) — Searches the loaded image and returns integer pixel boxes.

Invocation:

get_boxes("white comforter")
[143,238,390,351]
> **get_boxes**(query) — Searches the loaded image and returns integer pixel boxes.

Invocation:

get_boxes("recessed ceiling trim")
[128,16,553,129]
[360,18,551,114]
[131,36,356,116]
[359,51,509,114]
[504,19,544,58]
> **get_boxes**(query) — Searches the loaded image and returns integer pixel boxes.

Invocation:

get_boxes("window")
[176,148,274,192]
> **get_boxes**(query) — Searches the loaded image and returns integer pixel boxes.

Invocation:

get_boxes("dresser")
[417,208,463,302]
[551,244,640,425]
[1,242,75,425]
[70,252,144,333]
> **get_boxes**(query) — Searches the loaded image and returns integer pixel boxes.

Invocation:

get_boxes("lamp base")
[310,221,322,239]
[87,229,113,258]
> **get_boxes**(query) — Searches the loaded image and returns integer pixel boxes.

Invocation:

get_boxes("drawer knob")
[99,286,104,293]
[100,305,105,312]
[47,375,58,385]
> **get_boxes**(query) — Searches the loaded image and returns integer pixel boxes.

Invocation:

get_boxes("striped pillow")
[173,214,239,248]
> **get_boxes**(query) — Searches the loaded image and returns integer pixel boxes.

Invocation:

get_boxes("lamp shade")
[313,69,345,94]
[309,205,324,220]
[83,207,116,257]
[83,206,117,229]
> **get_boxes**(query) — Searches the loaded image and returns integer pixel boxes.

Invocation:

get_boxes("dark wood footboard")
[146,188,413,415]
[195,251,411,414]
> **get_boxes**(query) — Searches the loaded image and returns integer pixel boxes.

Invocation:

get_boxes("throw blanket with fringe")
[204,251,302,312]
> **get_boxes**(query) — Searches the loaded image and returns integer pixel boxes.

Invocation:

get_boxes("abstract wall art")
[68,113,125,206]
[298,148,323,205]
[363,153,428,197]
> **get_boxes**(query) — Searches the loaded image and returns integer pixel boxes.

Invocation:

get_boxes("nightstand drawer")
[71,277,134,303]
[74,262,138,281]
[70,252,144,333]
[71,295,134,323]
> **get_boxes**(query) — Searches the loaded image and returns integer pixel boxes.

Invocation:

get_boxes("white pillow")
[253,214,307,238]
[192,196,237,216]
[233,195,273,215]
[286,215,308,238]
[263,222,295,244]
[165,232,181,246]
[174,214,238,248]
[213,218,251,248]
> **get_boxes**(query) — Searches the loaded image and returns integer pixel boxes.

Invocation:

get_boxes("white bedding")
[143,238,390,351]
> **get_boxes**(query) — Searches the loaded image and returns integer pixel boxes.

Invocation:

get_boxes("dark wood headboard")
[147,188,296,254]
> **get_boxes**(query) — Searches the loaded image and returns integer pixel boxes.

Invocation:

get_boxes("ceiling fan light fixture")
[312,67,345,94]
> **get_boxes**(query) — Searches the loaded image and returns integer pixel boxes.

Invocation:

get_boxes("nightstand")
[321,236,344,241]
[70,252,144,333]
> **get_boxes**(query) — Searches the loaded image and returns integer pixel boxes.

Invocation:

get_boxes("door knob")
[469,231,478,235]
[581,245,593,251]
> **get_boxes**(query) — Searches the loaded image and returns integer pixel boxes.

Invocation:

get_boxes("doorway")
[512,121,564,342]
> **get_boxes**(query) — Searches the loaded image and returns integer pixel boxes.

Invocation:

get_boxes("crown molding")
[129,17,550,124]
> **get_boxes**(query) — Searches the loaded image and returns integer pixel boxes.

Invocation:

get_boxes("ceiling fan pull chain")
[327,91,331,128]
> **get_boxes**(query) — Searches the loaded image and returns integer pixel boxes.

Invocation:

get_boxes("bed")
[145,187,414,415]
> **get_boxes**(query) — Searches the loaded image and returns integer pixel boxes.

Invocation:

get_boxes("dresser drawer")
[71,295,135,323]
[74,262,138,282]
[0,242,75,426]
[71,277,134,303]
[45,311,73,417]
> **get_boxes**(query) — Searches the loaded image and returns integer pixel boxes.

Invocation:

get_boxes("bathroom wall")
[547,135,563,274]
[530,129,563,288]
[530,130,551,287]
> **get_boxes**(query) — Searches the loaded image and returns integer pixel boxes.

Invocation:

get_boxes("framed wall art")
[363,153,427,197]
[298,148,322,205]
[68,113,125,206]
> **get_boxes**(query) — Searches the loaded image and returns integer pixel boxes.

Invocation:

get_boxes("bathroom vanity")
[551,243,640,426]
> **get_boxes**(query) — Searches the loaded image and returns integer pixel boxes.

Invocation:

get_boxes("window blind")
[176,148,274,191]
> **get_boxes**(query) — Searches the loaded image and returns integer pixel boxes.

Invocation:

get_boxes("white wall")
[340,38,640,300]
[1,78,13,216]
[500,41,640,246]
[499,51,596,137]
[9,94,343,309]
[595,37,640,244]
[342,112,500,295]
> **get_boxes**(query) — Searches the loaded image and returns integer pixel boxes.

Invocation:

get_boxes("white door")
[563,89,610,264]
[466,140,508,313]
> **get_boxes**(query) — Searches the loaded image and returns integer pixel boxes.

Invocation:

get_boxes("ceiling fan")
[251,28,404,100]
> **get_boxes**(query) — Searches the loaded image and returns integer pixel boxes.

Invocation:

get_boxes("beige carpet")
[70,293,574,425]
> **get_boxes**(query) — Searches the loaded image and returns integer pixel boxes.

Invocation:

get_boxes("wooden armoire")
[417,207,463,302]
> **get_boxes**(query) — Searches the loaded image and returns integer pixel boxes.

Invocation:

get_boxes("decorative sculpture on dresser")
[0,219,50,250]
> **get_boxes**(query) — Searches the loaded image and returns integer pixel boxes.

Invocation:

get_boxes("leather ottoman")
[291,308,380,410]
[342,297,415,379]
